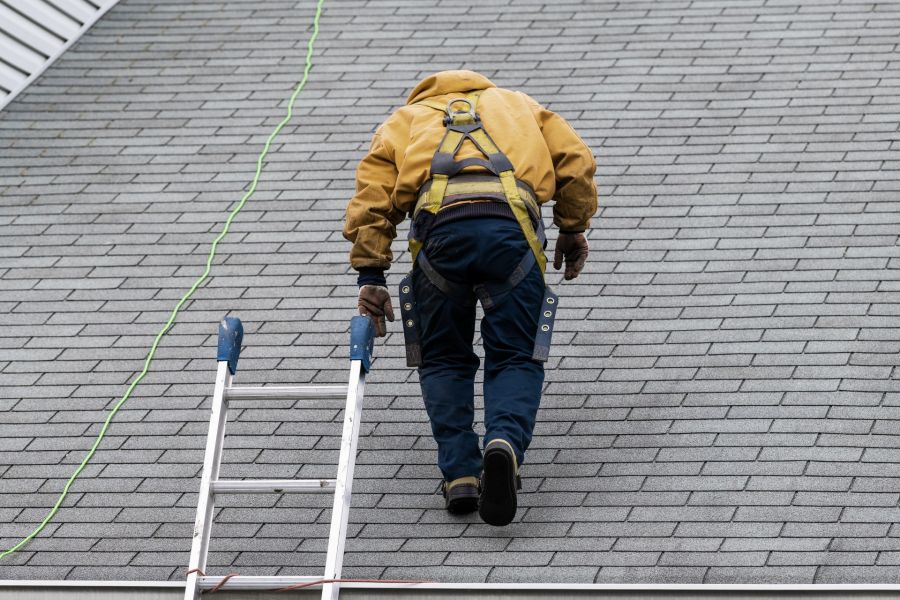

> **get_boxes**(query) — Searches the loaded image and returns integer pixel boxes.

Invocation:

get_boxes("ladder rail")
[184,361,231,600]
[321,359,366,600]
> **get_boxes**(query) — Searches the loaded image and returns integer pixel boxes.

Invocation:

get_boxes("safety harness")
[399,91,559,367]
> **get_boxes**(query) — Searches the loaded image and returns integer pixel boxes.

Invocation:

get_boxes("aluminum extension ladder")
[184,315,375,600]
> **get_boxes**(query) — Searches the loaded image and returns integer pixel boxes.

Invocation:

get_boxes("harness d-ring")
[445,98,477,125]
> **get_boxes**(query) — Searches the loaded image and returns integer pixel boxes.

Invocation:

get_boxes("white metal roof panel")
[0,0,120,108]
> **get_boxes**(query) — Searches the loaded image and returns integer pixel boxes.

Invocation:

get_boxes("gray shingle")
[706,566,817,583]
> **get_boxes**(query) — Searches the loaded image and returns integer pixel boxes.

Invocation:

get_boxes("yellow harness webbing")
[410,91,547,274]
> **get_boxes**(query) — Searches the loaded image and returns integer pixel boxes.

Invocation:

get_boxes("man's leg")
[413,235,482,482]
[473,220,545,526]
[479,261,545,468]
[468,218,546,467]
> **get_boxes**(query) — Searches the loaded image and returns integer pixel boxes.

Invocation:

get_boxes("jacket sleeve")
[526,95,598,233]
[342,124,407,271]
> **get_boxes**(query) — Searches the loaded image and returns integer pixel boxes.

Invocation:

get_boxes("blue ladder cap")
[217,316,244,375]
[349,315,374,372]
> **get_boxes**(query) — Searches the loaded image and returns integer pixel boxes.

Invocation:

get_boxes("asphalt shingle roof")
[2,0,900,586]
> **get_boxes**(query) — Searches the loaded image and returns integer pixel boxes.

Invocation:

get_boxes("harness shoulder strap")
[410,89,547,273]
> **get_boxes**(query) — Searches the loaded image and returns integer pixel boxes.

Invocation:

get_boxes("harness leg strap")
[473,250,535,312]
[472,249,558,363]
[417,250,475,306]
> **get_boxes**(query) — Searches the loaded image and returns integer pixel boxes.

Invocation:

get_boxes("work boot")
[441,476,480,514]
[478,439,522,526]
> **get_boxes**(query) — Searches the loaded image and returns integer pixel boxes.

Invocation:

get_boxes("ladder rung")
[224,385,348,401]
[198,575,323,590]
[210,479,337,494]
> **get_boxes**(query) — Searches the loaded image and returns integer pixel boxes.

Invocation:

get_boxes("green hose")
[0,0,326,560]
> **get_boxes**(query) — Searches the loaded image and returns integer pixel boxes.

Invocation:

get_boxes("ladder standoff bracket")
[217,316,244,375]
[349,315,374,372]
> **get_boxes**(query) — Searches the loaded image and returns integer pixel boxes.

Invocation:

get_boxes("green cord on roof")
[0,0,327,560]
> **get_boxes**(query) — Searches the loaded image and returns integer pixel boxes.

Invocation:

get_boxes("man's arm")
[522,94,597,279]
[343,126,407,287]
[524,94,598,233]
[343,123,406,336]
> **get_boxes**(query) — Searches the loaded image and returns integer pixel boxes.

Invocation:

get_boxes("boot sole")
[478,445,517,526]
[446,494,479,515]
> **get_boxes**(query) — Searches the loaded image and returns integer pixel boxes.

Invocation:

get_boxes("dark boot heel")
[442,476,480,515]
[478,440,518,526]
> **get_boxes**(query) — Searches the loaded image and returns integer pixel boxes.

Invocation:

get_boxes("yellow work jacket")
[343,70,598,271]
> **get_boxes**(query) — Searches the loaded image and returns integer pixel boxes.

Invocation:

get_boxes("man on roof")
[343,70,597,526]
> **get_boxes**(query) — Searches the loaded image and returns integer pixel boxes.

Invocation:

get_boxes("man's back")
[344,70,597,271]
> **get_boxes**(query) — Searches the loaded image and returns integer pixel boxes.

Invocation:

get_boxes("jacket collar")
[406,70,496,105]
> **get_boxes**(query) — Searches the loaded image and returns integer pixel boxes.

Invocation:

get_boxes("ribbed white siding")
[0,0,120,110]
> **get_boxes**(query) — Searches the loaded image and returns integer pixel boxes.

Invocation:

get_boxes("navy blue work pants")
[412,216,545,481]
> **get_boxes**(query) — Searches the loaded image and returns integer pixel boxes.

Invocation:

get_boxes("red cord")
[207,573,240,593]
[186,569,432,594]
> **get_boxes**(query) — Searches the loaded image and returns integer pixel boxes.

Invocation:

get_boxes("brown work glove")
[553,232,589,280]
[358,285,394,337]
